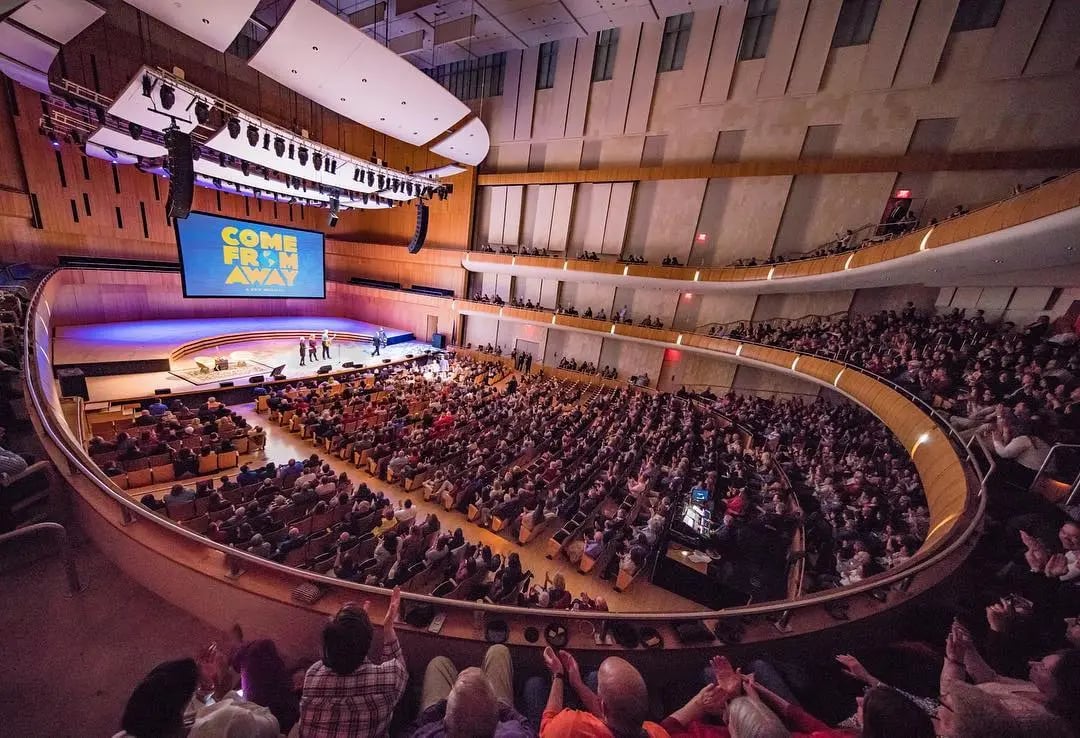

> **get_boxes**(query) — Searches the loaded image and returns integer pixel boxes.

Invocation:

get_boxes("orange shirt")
[541,709,670,738]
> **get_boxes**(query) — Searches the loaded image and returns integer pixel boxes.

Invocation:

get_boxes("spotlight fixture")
[377,174,385,190]
[191,145,201,161]
[273,136,285,158]
[288,143,295,159]
[353,167,360,182]
[240,161,250,176]
[94,106,106,125]
[366,170,374,188]
[159,83,175,110]
[361,193,369,205]
[246,124,259,146]
[298,147,309,166]
[437,187,448,201]
[262,132,270,150]
[227,117,241,139]
[370,148,378,163]
[104,146,118,159]
[129,121,143,141]
[70,131,81,145]
[312,152,323,170]
[194,100,210,125]
[141,73,154,98]
[218,152,226,168]
[45,128,59,148]
[263,166,269,181]
[329,159,337,174]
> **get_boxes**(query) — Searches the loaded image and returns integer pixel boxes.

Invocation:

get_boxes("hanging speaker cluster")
[163,126,194,220]
[407,202,429,255]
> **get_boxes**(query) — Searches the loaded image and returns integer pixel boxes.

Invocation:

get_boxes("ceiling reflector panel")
[87,126,168,158]
[107,66,206,134]
[11,0,105,44]
[429,117,490,166]
[0,21,60,73]
[248,0,472,146]
[121,0,260,52]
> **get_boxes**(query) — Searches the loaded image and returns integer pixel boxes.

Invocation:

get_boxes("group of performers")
[297,327,388,366]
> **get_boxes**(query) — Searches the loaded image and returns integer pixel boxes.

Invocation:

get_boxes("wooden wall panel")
[757,0,810,98]
[892,0,961,90]
[700,2,747,103]
[857,0,918,90]
[786,0,843,96]
[982,0,1053,80]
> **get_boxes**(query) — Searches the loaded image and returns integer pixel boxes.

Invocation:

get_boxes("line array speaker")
[316,365,332,374]
[249,375,265,384]
[219,381,234,388]
[341,361,355,368]
[154,387,171,395]
[407,202,429,254]
[164,127,194,220]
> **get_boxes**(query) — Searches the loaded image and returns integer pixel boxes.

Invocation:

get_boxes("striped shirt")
[0,447,28,479]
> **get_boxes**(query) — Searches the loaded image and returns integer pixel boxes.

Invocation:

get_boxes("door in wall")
[426,315,439,342]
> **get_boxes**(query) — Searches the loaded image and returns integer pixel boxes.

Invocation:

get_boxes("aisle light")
[791,356,800,371]
[767,266,775,280]
[693,270,700,281]
[844,253,855,270]
[623,265,629,276]
[919,227,935,252]
[735,345,743,357]
[833,368,845,386]
[910,431,931,456]
[676,334,683,345]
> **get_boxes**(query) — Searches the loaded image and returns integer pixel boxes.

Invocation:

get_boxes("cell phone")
[428,613,447,634]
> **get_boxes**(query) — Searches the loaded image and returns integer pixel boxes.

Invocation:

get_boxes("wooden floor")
[151,400,705,614]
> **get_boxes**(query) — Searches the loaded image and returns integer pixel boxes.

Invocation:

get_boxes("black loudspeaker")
[154,387,171,396]
[407,202,429,254]
[431,333,446,349]
[164,127,194,219]
[317,365,332,374]
[219,381,234,388]
[249,375,265,384]
[382,358,391,364]
[57,367,88,400]
[341,361,355,368]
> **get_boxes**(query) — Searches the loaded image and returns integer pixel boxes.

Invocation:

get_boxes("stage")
[50,317,426,403]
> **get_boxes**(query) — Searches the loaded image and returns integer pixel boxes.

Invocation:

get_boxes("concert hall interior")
[2,1,1080,737]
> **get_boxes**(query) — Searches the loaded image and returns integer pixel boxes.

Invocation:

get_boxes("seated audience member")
[115,658,199,738]
[164,483,196,505]
[300,588,407,738]
[534,648,667,738]
[408,645,529,738]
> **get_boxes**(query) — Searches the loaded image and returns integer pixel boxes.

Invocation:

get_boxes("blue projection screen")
[175,212,326,298]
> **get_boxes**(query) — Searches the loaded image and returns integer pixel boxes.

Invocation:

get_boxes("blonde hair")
[944,681,1024,738]
[726,696,790,738]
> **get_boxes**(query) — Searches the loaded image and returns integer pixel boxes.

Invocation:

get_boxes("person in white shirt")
[394,498,417,524]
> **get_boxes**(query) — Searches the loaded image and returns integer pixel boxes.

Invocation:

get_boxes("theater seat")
[197,454,218,474]
[0,461,55,532]
[217,450,239,469]
[125,467,153,488]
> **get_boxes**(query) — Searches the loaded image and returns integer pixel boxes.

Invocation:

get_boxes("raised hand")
[543,646,565,676]
[558,650,582,685]
[383,587,401,628]
[836,654,876,685]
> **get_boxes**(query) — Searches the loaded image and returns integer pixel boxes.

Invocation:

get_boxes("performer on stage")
[307,334,318,363]
[371,326,388,356]
[299,336,307,367]
[321,330,335,360]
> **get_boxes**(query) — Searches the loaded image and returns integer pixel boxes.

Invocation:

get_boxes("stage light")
[366,170,374,188]
[329,159,337,174]
[129,121,143,141]
[262,132,270,150]
[361,193,369,205]
[227,118,240,139]
[191,145,201,161]
[159,83,175,110]
[288,143,294,160]
[377,174,385,190]
[94,106,106,124]
[212,177,221,187]
[194,100,210,125]
[218,152,226,167]
[312,152,323,170]
[104,146,118,159]
[262,166,269,181]
[240,161,250,176]
[370,148,378,162]
[298,147,308,166]
[273,136,285,158]
[46,129,60,148]
[246,124,258,146]
[141,73,154,98]
[353,167,360,182]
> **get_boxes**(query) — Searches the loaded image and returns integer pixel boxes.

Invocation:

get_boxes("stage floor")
[53,316,411,366]
[82,336,434,403]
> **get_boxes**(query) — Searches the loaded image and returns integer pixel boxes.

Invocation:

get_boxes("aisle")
[229,402,706,613]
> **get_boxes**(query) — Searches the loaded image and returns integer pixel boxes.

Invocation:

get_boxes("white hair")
[726,697,790,738]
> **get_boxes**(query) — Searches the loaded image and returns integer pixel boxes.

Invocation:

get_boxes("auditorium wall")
[473,0,1080,265]
[0,0,475,277]
[44,269,455,342]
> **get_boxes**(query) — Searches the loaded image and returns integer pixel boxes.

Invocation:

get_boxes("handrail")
[0,522,83,596]
[1031,443,1080,507]
[697,311,848,336]
[24,270,985,622]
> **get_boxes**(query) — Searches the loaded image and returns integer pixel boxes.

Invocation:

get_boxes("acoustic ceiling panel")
[248,0,472,146]
[107,66,207,134]
[121,0,260,52]
[84,141,138,164]
[0,21,60,73]
[428,116,489,166]
[415,164,467,178]
[10,0,105,44]
[87,125,168,157]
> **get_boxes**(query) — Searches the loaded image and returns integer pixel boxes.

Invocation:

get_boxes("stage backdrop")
[176,212,326,299]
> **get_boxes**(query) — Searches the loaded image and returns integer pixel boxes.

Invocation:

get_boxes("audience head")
[935,680,1022,738]
[1029,649,1080,717]
[119,658,198,737]
[321,605,373,675]
[725,696,789,738]
[596,657,650,733]
[443,666,499,738]
[860,686,934,738]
